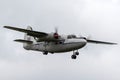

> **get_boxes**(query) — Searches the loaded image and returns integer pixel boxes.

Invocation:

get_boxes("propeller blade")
[54,27,59,39]
[55,27,58,33]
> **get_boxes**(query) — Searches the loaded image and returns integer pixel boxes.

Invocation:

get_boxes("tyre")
[43,52,48,55]
[75,52,79,55]
[71,55,77,59]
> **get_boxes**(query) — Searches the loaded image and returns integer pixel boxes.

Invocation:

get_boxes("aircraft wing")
[87,39,117,45]
[4,26,48,38]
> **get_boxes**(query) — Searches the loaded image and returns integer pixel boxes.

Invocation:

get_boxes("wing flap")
[4,26,48,38]
[87,39,117,45]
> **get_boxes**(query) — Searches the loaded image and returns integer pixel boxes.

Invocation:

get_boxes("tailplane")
[14,39,33,44]
[14,26,35,50]
[23,26,35,50]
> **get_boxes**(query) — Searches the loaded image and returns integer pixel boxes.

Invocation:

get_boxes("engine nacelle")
[54,33,59,39]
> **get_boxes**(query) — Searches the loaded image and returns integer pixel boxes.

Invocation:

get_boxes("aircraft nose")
[78,39,87,47]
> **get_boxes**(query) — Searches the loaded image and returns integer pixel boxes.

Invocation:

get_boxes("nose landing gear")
[71,54,77,59]
[71,51,79,59]
[75,52,79,55]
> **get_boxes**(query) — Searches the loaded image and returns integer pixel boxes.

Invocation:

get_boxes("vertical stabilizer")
[23,26,34,50]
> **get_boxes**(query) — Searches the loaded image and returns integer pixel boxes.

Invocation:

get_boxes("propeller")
[78,35,90,40]
[55,27,58,33]
[54,27,59,39]
[78,36,88,40]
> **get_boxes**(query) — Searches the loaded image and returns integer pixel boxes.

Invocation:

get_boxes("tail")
[23,26,33,50]
[14,26,36,50]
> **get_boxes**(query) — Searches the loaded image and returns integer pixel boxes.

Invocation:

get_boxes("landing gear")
[43,51,48,55]
[75,52,79,55]
[71,55,77,59]
[71,51,79,59]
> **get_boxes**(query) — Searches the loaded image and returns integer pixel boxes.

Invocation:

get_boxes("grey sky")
[0,0,120,80]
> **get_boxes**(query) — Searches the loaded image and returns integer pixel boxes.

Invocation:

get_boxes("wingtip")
[3,26,9,28]
[114,43,118,45]
[3,26,6,28]
[111,43,118,45]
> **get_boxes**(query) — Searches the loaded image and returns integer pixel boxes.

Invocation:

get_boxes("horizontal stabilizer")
[14,39,33,44]
[87,39,117,45]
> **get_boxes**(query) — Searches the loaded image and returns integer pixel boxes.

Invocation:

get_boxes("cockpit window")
[67,35,77,39]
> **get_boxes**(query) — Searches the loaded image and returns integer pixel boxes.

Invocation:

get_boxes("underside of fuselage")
[46,42,86,53]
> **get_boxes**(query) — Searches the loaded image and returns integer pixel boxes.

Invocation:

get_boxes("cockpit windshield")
[67,35,77,39]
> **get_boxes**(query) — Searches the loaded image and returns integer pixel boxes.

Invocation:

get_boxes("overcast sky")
[0,0,120,80]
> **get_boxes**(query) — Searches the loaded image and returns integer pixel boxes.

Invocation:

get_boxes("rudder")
[23,26,34,50]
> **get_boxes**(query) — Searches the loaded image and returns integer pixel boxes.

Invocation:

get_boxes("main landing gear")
[43,51,48,55]
[71,51,79,59]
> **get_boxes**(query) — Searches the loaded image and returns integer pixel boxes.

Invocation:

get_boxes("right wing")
[87,39,117,45]
[4,26,48,38]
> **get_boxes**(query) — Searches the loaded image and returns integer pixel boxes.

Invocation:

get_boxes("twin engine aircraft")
[4,26,117,59]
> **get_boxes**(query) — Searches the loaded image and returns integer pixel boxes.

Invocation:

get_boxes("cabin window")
[67,35,77,39]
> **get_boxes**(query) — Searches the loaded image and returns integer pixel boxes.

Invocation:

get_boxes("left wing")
[4,26,48,38]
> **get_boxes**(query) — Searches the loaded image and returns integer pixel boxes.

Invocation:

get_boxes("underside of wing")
[4,26,48,38]
[87,39,117,45]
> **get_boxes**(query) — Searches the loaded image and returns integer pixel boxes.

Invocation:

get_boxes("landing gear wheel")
[71,55,77,59]
[75,52,79,55]
[43,52,48,55]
